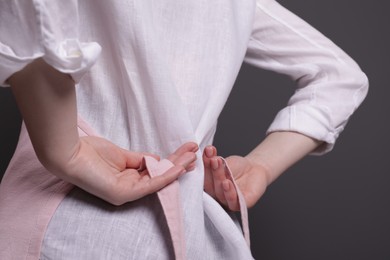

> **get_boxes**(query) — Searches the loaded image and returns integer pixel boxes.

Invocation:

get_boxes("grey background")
[0,1,389,259]
[214,1,390,259]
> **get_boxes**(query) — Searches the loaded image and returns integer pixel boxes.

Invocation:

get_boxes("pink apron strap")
[77,117,187,258]
[143,156,186,260]
[220,157,251,247]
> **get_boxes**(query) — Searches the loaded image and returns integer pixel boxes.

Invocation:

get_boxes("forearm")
[246,131,322,185]
[8,58,79,172]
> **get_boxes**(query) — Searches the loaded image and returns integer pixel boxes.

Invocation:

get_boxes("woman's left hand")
[203,145,269,211]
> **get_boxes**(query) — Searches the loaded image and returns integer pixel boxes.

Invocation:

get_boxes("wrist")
[245,153,273,186]
[35,136,81,177]
[245,131,322,185]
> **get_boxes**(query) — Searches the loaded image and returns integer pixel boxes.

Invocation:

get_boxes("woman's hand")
[203,132,322,211]
[8,58,199,206]
[203,146,268,211]
[58,138,198,206]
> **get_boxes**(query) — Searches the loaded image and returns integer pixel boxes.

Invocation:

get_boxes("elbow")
[331,60,369,109]
[359,69,369,96]
[348,67,369,108]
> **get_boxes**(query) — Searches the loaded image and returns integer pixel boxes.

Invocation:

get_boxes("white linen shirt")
[0,0,368,259]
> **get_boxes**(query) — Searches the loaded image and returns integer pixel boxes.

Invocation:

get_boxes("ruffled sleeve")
[244,0,369,154]
[0,0,101,86]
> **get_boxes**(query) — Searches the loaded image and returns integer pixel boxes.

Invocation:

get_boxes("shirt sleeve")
[244,0,369,154]
[0,0,101,87]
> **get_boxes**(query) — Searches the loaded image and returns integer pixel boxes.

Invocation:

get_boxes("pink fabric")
[220,157,251,247]
[0,118,98,259]
[143,156,186,260]
[0,118,250,259]
[142,156,251,259]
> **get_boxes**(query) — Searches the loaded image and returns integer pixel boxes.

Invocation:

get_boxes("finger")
[202,145,216,167]
[120,149,146,169]
[172,151,197,171]
[223,179,239,211]
[130,152,160,172]
[167,142,199,162]
[137,165,186,198]
[212,157,228,205]
[203,146,217,197]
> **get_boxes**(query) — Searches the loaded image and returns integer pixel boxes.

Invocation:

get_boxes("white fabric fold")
[0,0,101,86]
[245,0,369,154]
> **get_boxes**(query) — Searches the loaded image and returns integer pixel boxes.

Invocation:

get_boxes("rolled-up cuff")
[0,39,101,87]
[266,104,344,155]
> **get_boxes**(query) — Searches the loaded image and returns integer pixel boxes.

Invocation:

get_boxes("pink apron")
[0,118,249,259]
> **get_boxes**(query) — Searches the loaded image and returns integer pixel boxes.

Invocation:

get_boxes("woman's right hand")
[57,138,198,205]
[8,58,198,206]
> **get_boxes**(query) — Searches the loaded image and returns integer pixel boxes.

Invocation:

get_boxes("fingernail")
[205,147,214,157]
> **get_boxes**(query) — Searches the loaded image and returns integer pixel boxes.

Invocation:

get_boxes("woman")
[0,0,368,259]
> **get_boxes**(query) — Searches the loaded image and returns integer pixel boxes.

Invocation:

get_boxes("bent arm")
[8,58,79,173]
[245,0,368,154]
[204,0,368,210]
[8,59,198,205]
[243,0,369,184]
